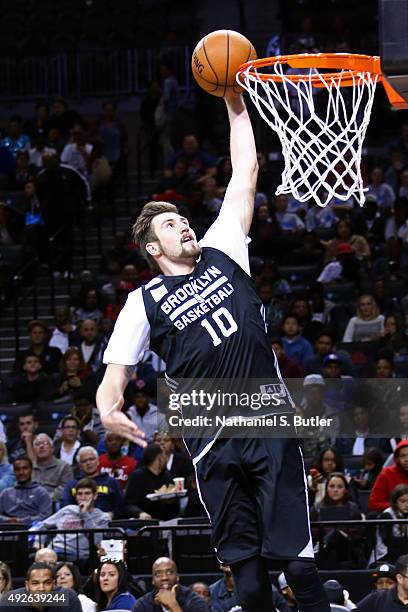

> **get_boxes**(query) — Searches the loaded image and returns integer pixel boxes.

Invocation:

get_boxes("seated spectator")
[270,337,303,378]
[369,441,408,512]
[134,557,209,611]
[49,308,77,355]
[210,565,240,612]
[94,560,136,611]
[70,392,105,444]
[7,412,38,464]
[127,384,166,443]
[356,553,408,610]
[335,404,392,456]
[48,97,83,140]
[317,241,362,285]
[385,198,408,241]
[104,281,130,322]
[353,447,385,490]
[0,442,15,493]
[14,320,62,375]
[321,218,371,263]
[73,320,105,373]
[321,353,356,414]
[298,375,339,457]
[0,115,30,156]
[307,282,335,328]
[310,472,363,568]
[54,347,90,398]
[288,296,324,343]
[32,434,73,501]
[61,446,123,518]
[0,561,12,595]
[303,330,355,376]
[34,548,58,565]
[99,432,137,490]
[190,583,211,608]
[375,484,408,564]
[307,446,345,506]
[306,202,338,231]
[342,294,385,343]
[9,353,54,403]
[0,562,82,612]
[371,562,397,590]
[124,444,179,521]
[153,432,193,480]
[352,193,386,247]
[41,477,110,561]
[7,150,36,190]
[274,194,305,235]
[55,562,96,612]
[380,313,407,357]
[154,159,195,202]
[322,579,355,610]
[0,456,51,525]
[164,134,216,185]
[281,314,314,368]
[60,124,93,183]
[53,416,82,466]
[73,290,104,324]
[367,165,396,209]
[256,278,290,330]
[102,233,143,274]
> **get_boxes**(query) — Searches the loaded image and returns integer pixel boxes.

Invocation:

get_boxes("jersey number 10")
[200,307,238,347]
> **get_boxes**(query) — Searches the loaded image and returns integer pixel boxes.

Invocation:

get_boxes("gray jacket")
[33,457,73,501]
[0,481,52,525]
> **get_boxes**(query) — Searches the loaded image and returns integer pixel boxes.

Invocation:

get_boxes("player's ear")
[145,241,161,257]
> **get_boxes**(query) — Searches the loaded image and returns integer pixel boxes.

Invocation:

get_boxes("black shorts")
[194,436,314,565]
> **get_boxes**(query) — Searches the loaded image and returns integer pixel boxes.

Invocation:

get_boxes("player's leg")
[283,559,330,611]
[230,556,276,612]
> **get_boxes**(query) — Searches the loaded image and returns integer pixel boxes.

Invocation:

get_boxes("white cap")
[303,374,325,387]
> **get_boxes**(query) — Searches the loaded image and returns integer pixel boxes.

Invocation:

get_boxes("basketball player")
[96,94,330,612]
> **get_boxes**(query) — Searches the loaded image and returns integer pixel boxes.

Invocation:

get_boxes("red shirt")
[99,454,137,489]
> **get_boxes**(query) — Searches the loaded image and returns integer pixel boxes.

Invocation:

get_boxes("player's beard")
[159,239,201,263]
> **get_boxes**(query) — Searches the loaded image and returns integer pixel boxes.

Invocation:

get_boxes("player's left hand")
[100,396,147,447]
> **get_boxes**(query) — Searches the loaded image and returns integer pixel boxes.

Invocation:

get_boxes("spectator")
[99,432,137,490]
[342,294,385,343]
[71,393,105,443]
[380,314,407,357]
[61,446,123,518]
[367,166,396,209]
[165,134,216,185]
[391,403,408,450]
[321,218,371,263]
[353,447,385,490]
[352,194,386,247]
[270,337,303,378]
[26,102,50,141]
[321,353,356,414]
[322,579,355,610]
[307,446,345,505]
[190,583,211,608]
[41,478,110,561]
[306,202,337,232]
[317,241,362,285]
[104,282,130,323]
[274,194,305,235]
[34,548,58,565]
[48,97,83,140]
[49,308,76,355]
[7,412,38,463]
[9,353,54,403]
[153,432,193,480]
[73,290,104,324]
[73,320,105,373]
[281,314,314,367]
[209,565,240,612]
[368,440,408,512]
[32,434,73,501]
[20,180,46,263]
[14,320,62,375]
[298,375,339,457]
[0,116,30,157]
[356,553,408,610]
[94,560,136,612]
[0,442,15,493]
[55,562,96,612]
[375,484,408,563]
[0,562,12,595]
[127,385,166,443]
[156,62,179,163]
[134,557,209,611]
[97,101,128,175]
[202,176,223,214]
[371,562,397,590]
[385,199,408,242]
[53,416,82,466]
[54,347,89,398]
[124,444,179,521]
[335,405,392,456]
[0,456,51,525]
[8,150,36,190]
[303,330,355,376]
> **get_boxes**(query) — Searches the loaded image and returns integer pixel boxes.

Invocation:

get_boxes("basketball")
[191,30,257,97]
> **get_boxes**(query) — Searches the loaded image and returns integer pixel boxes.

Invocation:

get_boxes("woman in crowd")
[322,218,371,264]
[94,560,136,611]
[0,442,15,493]
[380,313,407,356]
[342,294,385,343]
[0,562,12,595]
[353,447,385,490]
[73,289,104,324]
[376,484,408,563]
[55,347,87,397]
[307,447,345,505]
[55,562,96,612]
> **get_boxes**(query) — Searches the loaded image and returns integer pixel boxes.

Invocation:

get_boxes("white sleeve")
[199,206,250,275]
[103,288,150,365]
[342,317,356,343]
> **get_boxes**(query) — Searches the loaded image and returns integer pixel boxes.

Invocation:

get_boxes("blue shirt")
[105,591,136,610]
[282,335,314,366]
[0,134,30,156]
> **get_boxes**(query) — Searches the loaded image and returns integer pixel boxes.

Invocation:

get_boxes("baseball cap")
[303,374,325,387]
[372,563,397,581]
[323,352,342,365]
[277,572,288,590]
[335,242,354,257]
[323,580,344,604]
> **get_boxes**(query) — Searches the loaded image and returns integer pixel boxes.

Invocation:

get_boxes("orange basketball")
[191,30,257,97]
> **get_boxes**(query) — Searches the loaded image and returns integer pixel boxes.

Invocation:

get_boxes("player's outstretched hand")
[100,396,147,447]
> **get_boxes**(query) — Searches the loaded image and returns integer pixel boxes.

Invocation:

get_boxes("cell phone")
[100,539,124,562]
[309,468,319,477]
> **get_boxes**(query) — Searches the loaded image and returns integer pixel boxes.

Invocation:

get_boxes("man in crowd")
[34,548,58,565]
[61,446,123,517]
[74,319,105,372]
[153,432,193,481]
[14,320,62,375]
[32,434,73,501]
[356,554,408,610]
[369,440,408,512]
[133,557,210,611]
[7,412,38,463]
[0,457,51,525]
[303,331,355,376]
[164,133,216,184]
[53,416,82,466]
[371,563,397,591]
[127,383,166,443]
[99,432,137,490]
[190,583,212,608]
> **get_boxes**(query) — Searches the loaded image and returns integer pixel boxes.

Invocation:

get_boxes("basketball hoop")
[237,53,408,207]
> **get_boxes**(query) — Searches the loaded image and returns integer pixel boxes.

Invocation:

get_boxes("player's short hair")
[132,201,178,269]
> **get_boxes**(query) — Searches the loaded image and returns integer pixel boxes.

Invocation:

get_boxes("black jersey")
[103,207,294,458]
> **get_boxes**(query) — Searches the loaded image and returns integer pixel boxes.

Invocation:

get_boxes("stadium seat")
[277,264,319,286]
[172,526,219,573]
[36,400,73,423]
[0,402,33,424]
[324,282,356,303]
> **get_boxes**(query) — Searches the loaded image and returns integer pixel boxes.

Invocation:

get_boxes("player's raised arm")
[222,94,258,235]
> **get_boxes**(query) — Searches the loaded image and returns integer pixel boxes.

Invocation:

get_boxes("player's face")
[149,213,200,265]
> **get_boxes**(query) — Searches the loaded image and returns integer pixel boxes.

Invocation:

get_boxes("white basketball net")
[238,61,379,207]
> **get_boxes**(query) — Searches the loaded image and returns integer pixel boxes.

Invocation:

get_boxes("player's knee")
[285,559,318,587]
